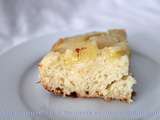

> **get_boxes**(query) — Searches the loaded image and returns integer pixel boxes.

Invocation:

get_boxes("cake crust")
[41,80,135,103]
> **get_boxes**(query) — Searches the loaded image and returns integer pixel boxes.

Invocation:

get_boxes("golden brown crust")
[41,81,134,103]
[52,38,65,52]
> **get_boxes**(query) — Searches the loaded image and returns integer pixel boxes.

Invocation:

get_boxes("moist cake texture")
[38,29,136,103]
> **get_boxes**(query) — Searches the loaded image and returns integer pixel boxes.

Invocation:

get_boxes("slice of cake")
[38,29,136,103]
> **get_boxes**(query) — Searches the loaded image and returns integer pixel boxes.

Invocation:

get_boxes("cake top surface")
[49,29,130,65]
[52,29,127,51]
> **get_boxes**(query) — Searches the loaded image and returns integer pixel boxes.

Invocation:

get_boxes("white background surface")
[0,0,160,53]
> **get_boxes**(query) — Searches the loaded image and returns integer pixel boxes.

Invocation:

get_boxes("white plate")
[0,28,160,120]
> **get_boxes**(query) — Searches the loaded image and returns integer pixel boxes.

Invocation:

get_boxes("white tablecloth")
[0,0,160,54]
